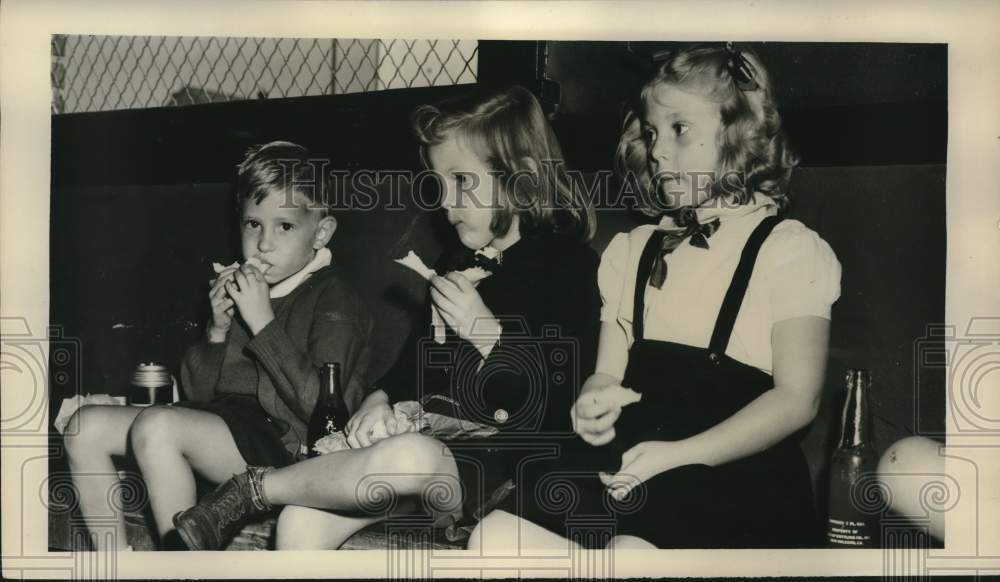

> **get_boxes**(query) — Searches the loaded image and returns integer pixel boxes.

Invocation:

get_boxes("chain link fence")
[51,35,478,114]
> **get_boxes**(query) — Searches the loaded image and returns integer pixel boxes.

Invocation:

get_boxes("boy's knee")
[63,406,104,459]
[128,406,178,453]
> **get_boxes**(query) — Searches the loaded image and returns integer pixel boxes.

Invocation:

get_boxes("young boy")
[63,141,374,550]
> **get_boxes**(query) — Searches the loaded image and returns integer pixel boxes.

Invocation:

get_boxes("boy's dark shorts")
[174,393,295,468]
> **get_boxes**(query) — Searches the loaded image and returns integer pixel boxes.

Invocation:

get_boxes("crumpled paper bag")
[312,401,424,455]
[313,394,499,455]
[54,394,127,434]
[311,399,498,455]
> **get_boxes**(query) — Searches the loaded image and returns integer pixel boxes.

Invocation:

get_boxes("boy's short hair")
[236,141,330,216]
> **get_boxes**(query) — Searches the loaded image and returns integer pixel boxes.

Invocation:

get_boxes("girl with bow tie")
[475,43,842,550]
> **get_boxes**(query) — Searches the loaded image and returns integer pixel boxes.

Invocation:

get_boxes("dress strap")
[706,215,782,364]
[632,230,668,342]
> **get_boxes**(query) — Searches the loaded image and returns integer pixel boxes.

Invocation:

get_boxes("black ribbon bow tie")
[473,249,501,273]
[449,247,502,274]
[649,209,720,289]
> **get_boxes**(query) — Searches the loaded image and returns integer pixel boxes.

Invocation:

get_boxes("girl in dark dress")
[474,43,841,550]
[172,85,601,550]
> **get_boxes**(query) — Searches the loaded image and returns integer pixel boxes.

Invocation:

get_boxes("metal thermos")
[129,362,175,406]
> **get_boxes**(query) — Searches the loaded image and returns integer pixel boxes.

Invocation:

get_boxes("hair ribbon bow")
[725,42,759,92]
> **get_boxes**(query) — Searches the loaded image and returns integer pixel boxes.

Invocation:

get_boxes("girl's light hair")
[412,85,595,242]
[616,44,798,217]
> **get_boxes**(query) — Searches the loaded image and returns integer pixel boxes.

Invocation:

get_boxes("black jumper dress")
[522,216,821,548]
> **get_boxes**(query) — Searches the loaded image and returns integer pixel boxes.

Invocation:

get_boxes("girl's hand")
[207,267,238,343]
[599,441,685,500]
[345,401,398,449]
[571,374,622,446]
[226,264,274,335]
[430,273,502,355]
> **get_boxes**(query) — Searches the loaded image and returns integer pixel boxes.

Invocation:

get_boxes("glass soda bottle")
[826,368,882,547]
[306,362,349,458]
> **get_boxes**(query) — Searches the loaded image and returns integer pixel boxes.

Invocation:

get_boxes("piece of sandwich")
[212,255,271,275]
[395,251,494,344]
[589,384,643,410]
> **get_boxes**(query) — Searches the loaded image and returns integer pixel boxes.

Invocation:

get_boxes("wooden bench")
[47,465,465,551]
[50,505,465,551]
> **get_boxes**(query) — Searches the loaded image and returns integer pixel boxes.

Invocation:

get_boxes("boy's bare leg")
[467,510,577,552]
[63,405,144,550]
[263,432,461,515]
[129,406,247,541]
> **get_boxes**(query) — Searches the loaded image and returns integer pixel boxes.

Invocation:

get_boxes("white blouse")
[599,203,841,375]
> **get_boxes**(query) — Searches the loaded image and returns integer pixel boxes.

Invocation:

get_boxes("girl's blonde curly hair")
[616,44,798,217]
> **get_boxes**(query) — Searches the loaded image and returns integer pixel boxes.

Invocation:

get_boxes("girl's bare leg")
[276,496,422,550]
[467,510,577,552]
[276,506,380,550]
[129,406,246,542]
[606,535,656,549]
[63,405,144,550]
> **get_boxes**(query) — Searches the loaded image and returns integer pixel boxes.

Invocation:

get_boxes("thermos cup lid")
[132,362,171,387]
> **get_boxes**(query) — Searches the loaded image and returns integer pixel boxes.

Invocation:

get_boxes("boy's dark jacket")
[180,265,374,455]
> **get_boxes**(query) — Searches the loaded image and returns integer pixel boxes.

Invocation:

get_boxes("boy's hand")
[430,273,502,355]
[346,402,398,449]
[572,374,623,446]
[207,266,238,343]
[226,264,275,335]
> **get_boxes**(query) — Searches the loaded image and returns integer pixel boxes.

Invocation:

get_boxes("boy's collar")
[269,247,332,299]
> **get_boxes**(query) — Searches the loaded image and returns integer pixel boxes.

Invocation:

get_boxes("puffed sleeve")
[598,232,631,323]
[763,222,842,323]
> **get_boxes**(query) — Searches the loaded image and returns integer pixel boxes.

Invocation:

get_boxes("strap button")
[708,352,719,364]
